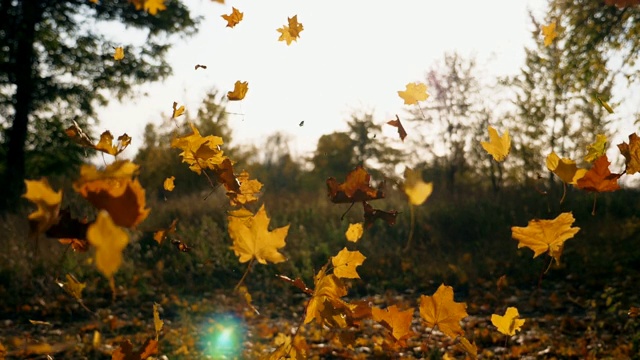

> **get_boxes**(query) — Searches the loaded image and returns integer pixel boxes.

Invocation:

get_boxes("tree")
[510,11,613,185]
[311,132,356,179]
[346,112,404,177]
[0,0,198,211]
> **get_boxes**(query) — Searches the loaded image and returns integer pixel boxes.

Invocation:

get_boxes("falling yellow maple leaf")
[403,168,433,206]
[170,122,226,174]
[419,284,468,339]
[94,131,131,156]
[59,274,86,300]
[172,102,185,118]
[331,247,366,279]
[481,126,511,162]
[227,80,249,101]
[222,7,243,28]
[596,95,615,114]
[304,267,350,327]
[87,211,129,279]
[227,171,262,206]
[345,223,364,243]
[277,15,304,45]
[546,152,587,185]
[114,47,124,60]
[511,212,580,264]
[228,204,289,264]
[371,305,415,343]
[398,82,429,105]
[23,178,62,235]
[144,0,166,15]
[163,176,175,191]
[584,134,607,163]
[491,307,525,336]
[541,21,558,46]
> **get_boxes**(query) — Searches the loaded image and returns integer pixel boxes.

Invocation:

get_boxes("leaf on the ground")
[277,15,304,45]
[584,134,607,163]
[419,284,468,339]
[114,47,124,60]
[363,202,398,228]
[387,115,407,141]
[326,166,385,203]
[222,7,243,27]
[618,133,640,174]
[403,168,433,206]
[371,305,415,343]
[153,303,163,340]
[541,21,558,46]
[154,219,178,244]
[163,176,175,191]
[331,247,366,279]
[345,222,364,242]
[491,307,525,336]
[481,126,510,162]
[227,80,248,101]
[398,82,429,105]
[87,211,129,279]
[269,333,308,360]
[111,338,158,360]
[546,152,587,185]
[511,212,579,264]
[59,273,86,300]
[228,204,289,264]
[576,155,621,192]
[23,178,62,235]
[29,320,53,326]
[172,102,185,118]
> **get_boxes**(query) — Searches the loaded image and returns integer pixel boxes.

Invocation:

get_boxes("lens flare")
[199,314,245,358]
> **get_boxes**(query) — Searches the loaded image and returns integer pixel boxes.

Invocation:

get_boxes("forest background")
[1,0,640,358]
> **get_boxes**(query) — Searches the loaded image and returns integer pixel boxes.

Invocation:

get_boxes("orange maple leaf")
[371,305,415,343]
[419,284,468,339]
[227,80,248,101]
[576,155,621,192]
[387,115,407,141]
[222,7,243,28]
[511,212,580,264]
[326,166,385,203]
[228,204,289,264]
[617,133,640,174]
[277,15,304,45]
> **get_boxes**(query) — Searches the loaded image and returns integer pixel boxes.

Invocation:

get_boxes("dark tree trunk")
[0,0,41,212]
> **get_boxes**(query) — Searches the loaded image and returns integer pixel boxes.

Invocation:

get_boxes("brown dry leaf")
[363,202,398,228]
[511,212,580,264]
[23,178,62,235]
[227,170,262,206]
[277,15,304,45]
[576,155,621,192]
[331,247,366,279]
[111,338,158,360]
[387,115,407,141]
[618,133,640,174]
[419,284,468,339]
[227,80,249,101]
[327,166,385,203]
[371,305,415,343]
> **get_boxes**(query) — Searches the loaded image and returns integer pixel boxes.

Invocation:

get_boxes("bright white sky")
[101,0,552,160]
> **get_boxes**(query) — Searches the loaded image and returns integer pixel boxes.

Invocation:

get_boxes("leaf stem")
[403,204,416,252]
[340,202,355,221]
[235,258,255,291]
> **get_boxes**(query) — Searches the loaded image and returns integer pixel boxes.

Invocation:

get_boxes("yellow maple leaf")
[87,211,129,279]
[170,122,226,174]
[172,102,185,118]
[114,47,124,60]
[596,95,614,114]
[398,82,429,105]
[331,247,366,279]
[163,176,175,191]
[227,171,262,206]
[23,178,62,235]
[227,80,248,101]
[222,7,243,28]
[419,284,468,339]
[277,15,304,45]
[304,267,350,327]
[154,218,178,244]
[403,168,433,206]
[457,337,478,359]
[59,274,86,300]
[153,303,163,340]
[541,21,558,46]
[546,152,587,185]
[584,134,607,163]
[144,0,166,15]
[371,305,415,343]
[345,223,364,242]
[94,131,131,156]
[228,204,289,264]
[511,212,580,264]
[481,126,511,162]
[491,307,525,336]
